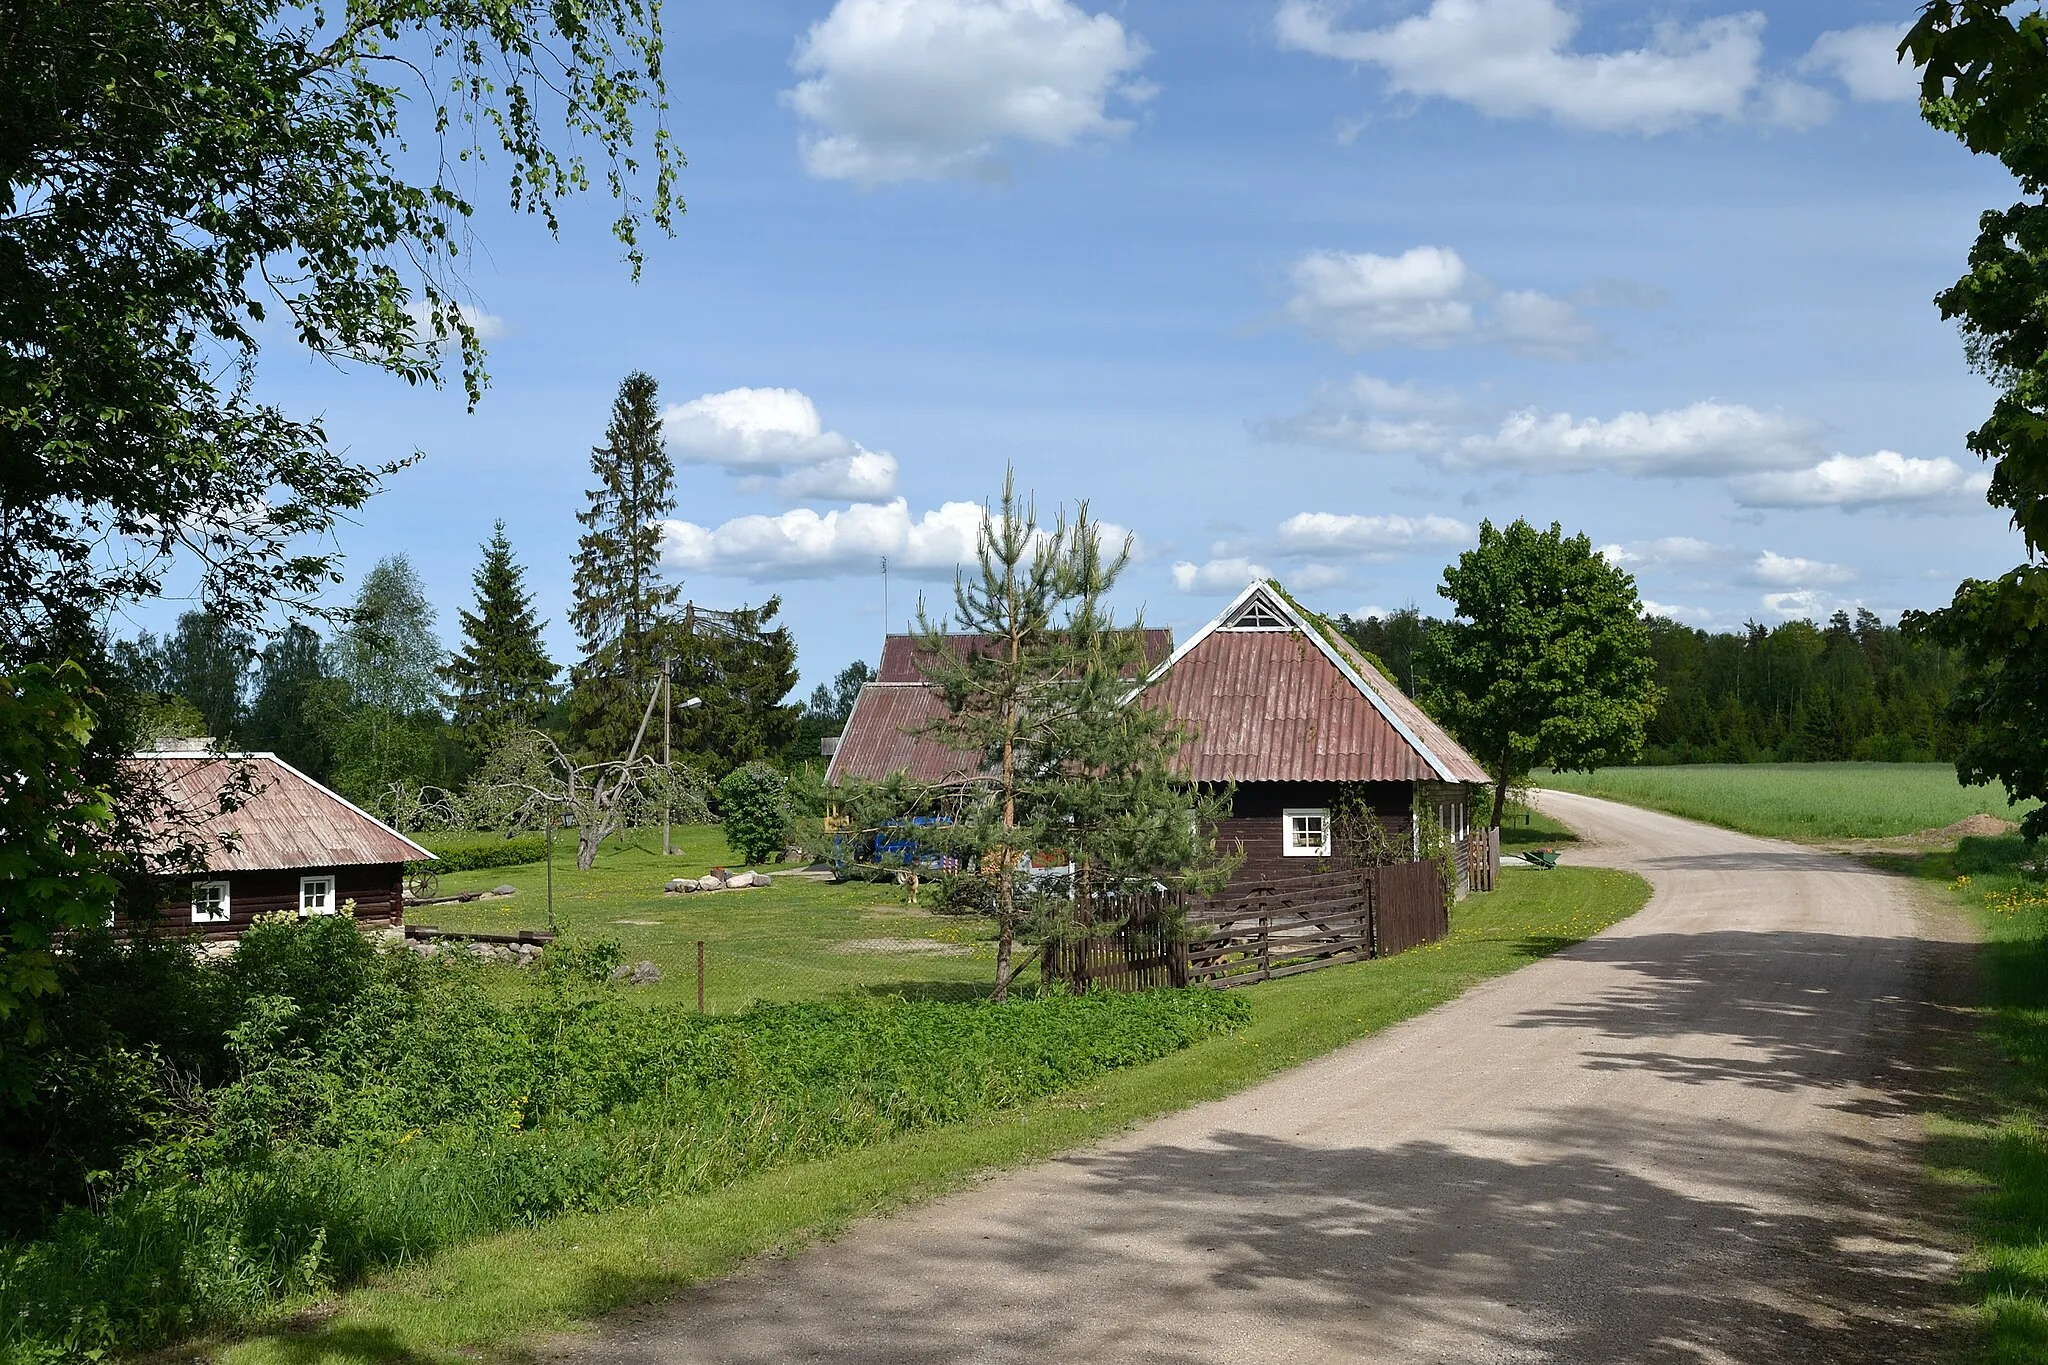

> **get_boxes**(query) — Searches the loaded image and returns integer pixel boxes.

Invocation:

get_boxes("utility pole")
[662,654,672,856]
[881,555,889,633]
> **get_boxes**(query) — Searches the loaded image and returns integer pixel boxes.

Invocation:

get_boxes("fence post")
[696,939,705,1014]
[1258,915,1270,982]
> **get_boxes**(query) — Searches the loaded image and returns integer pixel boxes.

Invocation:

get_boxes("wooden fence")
[1043,860,1449,993]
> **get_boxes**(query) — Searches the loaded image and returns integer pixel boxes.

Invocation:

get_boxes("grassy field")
[414,827,1001,1009]
[1536,763,2034,842]
[218,860,1650,1365]
[1866,836,2048,1362]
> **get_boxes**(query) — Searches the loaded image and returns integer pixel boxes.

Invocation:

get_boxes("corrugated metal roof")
[876,629,1173,682]
[823,684,984,786]
[1138,630,1449,782]
[1318,630,1492,784]
[131,753,432,870]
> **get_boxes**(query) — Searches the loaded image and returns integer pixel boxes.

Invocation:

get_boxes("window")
[300,875,336,916]
[191,880,230,924]
[1283,808,1331,857]
[1225,594,1288,630]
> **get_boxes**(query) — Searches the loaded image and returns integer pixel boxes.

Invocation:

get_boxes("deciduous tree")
[1901,2,2048,836]
[1422,519,1660,827]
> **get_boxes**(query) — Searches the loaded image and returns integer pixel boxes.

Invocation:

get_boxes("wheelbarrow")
[1519,849,1561,870]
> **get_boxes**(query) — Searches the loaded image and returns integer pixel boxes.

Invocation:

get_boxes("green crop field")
[1536,763,2035,843]
[413,827,1001,1009]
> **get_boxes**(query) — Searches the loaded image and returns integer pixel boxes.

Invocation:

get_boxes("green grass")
[1537,762,2035,842]
[413,827,1001,1010]
[218,861,1650,1365]
[1500,802,1579,850]
[1867,836,2048,1362]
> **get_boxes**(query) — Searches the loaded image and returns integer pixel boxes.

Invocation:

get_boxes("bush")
[0,913,1249,1361]
[406,833,549,875]
[717,763,791,865]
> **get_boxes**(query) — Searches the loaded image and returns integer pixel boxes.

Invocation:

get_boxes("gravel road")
[549,791,1969,1364]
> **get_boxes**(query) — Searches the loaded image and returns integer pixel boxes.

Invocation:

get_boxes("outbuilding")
[126,748,430,939]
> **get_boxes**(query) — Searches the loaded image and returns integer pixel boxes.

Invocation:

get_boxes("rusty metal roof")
[131,753,432,871]
[876,629,1173,682]
[823,684,985,787]
[1134,581,1491,785]
[830,589,1489,788]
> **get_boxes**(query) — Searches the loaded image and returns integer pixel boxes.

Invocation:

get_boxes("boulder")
[751,873,773,888]
[726,870,756,888]
[697,874,724,891]
[664,877,696,894]
[609,959,664,986]
[491,884,518,898]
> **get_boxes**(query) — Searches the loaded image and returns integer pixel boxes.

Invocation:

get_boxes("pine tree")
[444,522,559,759]
[570,372,680,757]
[670,598,803,767]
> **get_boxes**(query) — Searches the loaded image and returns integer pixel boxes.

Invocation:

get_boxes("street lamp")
[663,664,703,857]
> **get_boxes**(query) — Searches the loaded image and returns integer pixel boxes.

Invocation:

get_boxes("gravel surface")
[546,792,1970,1364]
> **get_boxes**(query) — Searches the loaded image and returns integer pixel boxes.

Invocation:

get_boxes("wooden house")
[826,580,1495,894]
[126,749,430,940]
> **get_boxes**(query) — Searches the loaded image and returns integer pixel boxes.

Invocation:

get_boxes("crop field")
[414,827,998,1010]
[1535,763,2035,843]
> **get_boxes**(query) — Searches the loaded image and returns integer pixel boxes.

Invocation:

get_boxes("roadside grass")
[219,861,1649,1365]
[1537,763,2036,842]
[411,827,1000,1010]
[1500,803,1578,851]
[1867,835,2048,1363]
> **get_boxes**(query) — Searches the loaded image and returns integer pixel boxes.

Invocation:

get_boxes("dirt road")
[552,792,1968,1364]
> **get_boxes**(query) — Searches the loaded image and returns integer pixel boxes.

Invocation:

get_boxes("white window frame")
[191,880,231,924]
[1282,808,1332,858]
[300,875,336,916]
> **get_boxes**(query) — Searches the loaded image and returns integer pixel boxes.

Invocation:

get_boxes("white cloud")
[1451,401,1825,476]
[1748,550,1855,587]
[1284,246,1594,357]
[407,298,505,344]
[661,497,1135,581]
[1802,23,1914,103]
[664,386,899,502]
[1760,588,1842,619]
[1171,557,1270,594]
[1597,537,1728,571]
[1639,598,1722,627]
[1275,511,1473,559]
[786,0,1151,184]
[1729,451,1991,509]
[1274,0,1767,135]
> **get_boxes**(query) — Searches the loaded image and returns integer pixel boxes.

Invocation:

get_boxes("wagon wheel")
[404,868,439,902]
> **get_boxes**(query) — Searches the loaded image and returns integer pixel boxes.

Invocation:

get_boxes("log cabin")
[126,748,430,940]
[825,580,1496,895]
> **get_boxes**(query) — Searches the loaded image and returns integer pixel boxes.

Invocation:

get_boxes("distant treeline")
[1335,607,1963,766]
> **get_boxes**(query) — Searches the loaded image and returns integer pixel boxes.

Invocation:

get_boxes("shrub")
[0,930,1248,1361]
[717,763,791,865]
[406,834,549,875]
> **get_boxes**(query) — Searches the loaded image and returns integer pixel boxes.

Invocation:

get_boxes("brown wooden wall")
[1212,781,1415,887]
[127,863,404,941]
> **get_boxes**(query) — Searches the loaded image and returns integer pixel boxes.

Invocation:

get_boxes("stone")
[697,874,724,891]
[664,877,696,894]
[726,871,755,888]
[608,959,664,986]
[491,884,518,897]
[751,873,773,888]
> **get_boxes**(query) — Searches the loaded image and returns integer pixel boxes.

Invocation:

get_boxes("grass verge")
[1538,762,2037,842]
[1870,835,2048,1362]
[218,862,1649,1365]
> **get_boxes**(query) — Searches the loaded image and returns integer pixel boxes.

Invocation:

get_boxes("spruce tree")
[571,372,680,757]
[670,598,804,766]
[444,522,559,759]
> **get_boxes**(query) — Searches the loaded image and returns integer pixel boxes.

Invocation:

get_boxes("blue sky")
[225,0,2022,690]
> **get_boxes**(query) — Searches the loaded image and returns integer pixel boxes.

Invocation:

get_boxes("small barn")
[127,749,430,939]
[828,581,1497,976]
[1129,580,1493,888]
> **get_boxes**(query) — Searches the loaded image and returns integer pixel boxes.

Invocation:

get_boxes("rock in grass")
[726,871,755,888]
[697,874,725,891]
[664,877,697,894]
[751,873,772,887]
[608,959,664,986]
[491,884,518,897]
